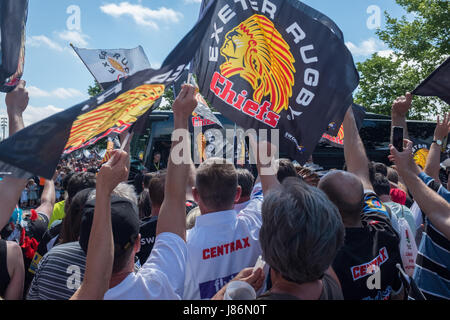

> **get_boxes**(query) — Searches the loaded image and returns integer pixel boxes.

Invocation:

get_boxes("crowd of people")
[0,81,449,301]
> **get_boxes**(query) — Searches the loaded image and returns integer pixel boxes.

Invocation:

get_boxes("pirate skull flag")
[194,0,359,164]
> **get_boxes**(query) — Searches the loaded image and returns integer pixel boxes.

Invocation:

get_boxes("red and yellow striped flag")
[101,138,115,164]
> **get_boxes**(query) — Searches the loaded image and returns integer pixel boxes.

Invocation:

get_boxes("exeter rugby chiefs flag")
[0,1,218,179]
[0,0,28,93]
[413,57,450,104]
[71,45,152,90]
[194,0,359,164]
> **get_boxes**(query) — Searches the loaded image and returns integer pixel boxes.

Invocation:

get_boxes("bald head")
[318,171,364,226]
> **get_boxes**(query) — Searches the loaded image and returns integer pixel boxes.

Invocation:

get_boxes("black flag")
[321,104,366,148]
[194,0,359,164]
[0,0,28,92]
[0,1,219,179]
[413,57,450,104]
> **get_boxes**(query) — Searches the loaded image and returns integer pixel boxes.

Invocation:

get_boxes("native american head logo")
[219,14,296,114]
[413,148,429,169]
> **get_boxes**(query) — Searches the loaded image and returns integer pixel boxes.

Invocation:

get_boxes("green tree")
[157,86,175,110]
[88,81,102,97]
[355,0,450,120]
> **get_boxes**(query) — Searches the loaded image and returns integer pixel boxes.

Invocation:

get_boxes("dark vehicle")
[130,111,437,172]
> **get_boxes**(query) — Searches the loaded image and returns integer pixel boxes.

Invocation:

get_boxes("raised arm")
[248,134,280,194]
[343,105,372,190]
[5,80,28,135]
[156,84,197,240]
[35,178,56,221]
[71,150,129,300]
[424,113,450,182]
[118,131,134,174]
[0,80,30,229]
[389,140,450,239]
[391,92,412,141]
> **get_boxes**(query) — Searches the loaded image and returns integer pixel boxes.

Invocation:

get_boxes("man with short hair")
[183,139,278,300]
[275,158,297,183]
[137,170,166,266]
[233,168,255,212]
[148,152,165,173]
[319,106,404,300]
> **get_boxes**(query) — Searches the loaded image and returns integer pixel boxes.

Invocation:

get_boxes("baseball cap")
[79,195,140,254]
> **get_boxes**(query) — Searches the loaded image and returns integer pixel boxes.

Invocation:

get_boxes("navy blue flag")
[321,104,366,148]
[0,0,28,92]
[413,57,450,105]
[194,0,359,164]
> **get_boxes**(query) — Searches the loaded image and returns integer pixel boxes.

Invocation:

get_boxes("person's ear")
[235,185,242,203]
[192,187,200,203]
[135,234,141,253]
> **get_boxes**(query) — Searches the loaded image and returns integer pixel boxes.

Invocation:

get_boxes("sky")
[0,0,408,137]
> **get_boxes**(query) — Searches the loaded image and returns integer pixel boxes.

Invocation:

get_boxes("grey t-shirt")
[27,242,86,300]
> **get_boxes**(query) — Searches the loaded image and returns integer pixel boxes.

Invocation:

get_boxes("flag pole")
[70,43,105,91]
[120,132,132,151]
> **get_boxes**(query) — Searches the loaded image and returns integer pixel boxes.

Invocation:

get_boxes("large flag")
[413,57,450,104]
[0,1,219,180]
[0,0,28,93]
[71,45,152,90]
[321,104,366,148]
[194,0,359,164]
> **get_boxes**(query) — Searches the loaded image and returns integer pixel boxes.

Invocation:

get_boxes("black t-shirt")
[148,161,165,173]
[333,194,403,300]
[137,216,158,266]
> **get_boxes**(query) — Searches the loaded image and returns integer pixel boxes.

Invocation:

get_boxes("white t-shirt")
[233,200,251,212]
[183,183,264,300]
[104,232,187,300]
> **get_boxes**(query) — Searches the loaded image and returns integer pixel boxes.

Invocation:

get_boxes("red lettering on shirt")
[243,237,250,248]
[201,238,252,260]
[217,245,224,257]
[203,249,210,260]
[350,247,389,281]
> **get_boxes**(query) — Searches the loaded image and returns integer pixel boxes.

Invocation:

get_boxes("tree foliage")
[88,81,102,97]
[355,0,449,120]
